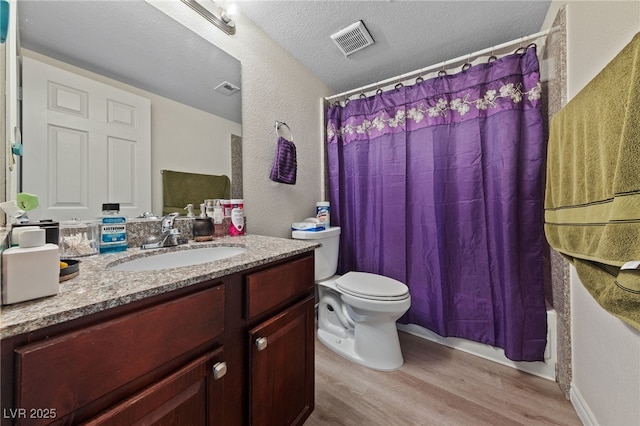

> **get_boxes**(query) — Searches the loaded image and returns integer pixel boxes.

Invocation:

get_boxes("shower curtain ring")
[438,61,447,77]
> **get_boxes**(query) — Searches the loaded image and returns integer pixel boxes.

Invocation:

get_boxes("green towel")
[162,170,231,216]
[545,32,640,330]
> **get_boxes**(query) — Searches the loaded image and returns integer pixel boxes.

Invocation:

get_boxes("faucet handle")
[161,212,180,232]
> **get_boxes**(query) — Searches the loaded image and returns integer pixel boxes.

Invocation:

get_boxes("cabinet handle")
[255,337,268,351]
[212,362,227,380]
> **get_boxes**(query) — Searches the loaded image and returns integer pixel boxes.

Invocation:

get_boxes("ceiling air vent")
[214,81,240,95]
[330,21,375,57]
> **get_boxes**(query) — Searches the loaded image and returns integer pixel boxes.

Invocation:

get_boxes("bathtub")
[397,306,557,380]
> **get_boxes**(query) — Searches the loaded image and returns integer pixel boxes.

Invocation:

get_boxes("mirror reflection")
[16,0,242,221]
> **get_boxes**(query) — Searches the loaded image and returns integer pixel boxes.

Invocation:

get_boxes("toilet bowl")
[292,227,411,371]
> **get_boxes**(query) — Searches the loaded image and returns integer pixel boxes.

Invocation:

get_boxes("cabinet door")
[83,348,226,426]
[248,296,315,426]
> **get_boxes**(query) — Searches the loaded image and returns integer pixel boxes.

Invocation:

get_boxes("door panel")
[22,56,151,220]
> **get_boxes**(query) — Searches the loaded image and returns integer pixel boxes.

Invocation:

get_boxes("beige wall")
[148,1,333,238]
[542,1,640,425]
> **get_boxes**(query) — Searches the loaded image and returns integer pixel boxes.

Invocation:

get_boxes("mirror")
[15,0,241,220]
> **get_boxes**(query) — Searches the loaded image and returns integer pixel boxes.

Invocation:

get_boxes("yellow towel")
[545,32,640,330]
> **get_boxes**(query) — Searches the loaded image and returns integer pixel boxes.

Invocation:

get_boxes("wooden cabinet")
[248,297,315,426]
[1,252,315,426]
[15,285,225,424]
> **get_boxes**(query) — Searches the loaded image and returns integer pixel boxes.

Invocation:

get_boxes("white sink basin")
[110,246,246,272]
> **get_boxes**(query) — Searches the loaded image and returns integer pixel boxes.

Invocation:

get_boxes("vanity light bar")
[181,0,236,35]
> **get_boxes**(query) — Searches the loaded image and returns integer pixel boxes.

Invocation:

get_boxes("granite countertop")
[0,234,319,339]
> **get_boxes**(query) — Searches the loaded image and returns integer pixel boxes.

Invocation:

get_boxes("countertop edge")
[1,235,319,339]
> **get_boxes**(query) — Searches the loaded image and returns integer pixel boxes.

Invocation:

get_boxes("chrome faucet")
[141,213,185,249]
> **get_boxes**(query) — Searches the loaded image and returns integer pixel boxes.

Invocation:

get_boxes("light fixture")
[181,0,236,35]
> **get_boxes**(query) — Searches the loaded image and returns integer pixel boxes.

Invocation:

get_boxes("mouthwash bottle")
[99,203,127,254]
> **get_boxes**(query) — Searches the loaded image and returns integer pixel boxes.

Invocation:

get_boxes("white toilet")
[292,226,411,371]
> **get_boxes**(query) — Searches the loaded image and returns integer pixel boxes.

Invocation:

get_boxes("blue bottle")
[99,203,127,254]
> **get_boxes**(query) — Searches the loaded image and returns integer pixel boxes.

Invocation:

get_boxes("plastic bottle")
[229,199,244,236]
[316,201,330,228]
[222,200,232,217]
[213,200,224,224]
[99,203,127,254]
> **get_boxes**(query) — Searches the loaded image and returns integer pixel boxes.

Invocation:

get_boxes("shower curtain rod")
[325,29,550,102]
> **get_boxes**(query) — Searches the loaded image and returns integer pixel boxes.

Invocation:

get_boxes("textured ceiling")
[17,1,551,120]
[238,0,552,95]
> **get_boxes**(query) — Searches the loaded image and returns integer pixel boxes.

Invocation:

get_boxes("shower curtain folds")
[326,48,547,361]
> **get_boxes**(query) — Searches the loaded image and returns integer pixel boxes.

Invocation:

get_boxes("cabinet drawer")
[245,255,314,320]
[15,284,225,424]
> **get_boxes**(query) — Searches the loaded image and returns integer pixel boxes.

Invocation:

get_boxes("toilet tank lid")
[292,226,341,240]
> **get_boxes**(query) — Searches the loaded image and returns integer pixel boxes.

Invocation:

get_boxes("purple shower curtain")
[326,48,547,361]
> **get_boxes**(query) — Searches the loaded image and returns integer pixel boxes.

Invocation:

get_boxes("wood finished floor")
[306,331,580,426]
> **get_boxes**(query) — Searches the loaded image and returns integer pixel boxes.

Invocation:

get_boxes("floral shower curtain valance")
[327,52,542,145]
[326,48,548,361]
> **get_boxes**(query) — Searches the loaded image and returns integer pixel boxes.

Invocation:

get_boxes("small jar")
[59,220,99,257]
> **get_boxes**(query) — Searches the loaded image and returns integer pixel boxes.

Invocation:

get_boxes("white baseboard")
[570,385,596,426]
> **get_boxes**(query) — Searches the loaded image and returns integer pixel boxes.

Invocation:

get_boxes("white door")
[22,56,151,221]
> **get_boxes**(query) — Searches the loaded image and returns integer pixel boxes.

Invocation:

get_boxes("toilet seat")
[335,272,409,301]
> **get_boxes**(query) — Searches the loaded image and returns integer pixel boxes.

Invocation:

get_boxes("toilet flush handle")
[255,337,268,351]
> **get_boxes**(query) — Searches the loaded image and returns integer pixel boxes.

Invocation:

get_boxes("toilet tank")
[291,226,341,281]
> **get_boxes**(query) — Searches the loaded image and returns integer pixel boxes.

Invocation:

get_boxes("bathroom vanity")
[0,235,318,425]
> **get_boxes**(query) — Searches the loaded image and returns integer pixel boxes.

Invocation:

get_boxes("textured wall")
[149,2,333,238]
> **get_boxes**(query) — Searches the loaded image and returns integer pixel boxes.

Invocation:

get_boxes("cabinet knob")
[255,337,268,351]
[212,362,227,380]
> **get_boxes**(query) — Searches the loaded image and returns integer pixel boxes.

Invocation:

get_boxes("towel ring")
[275,121,294,140]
